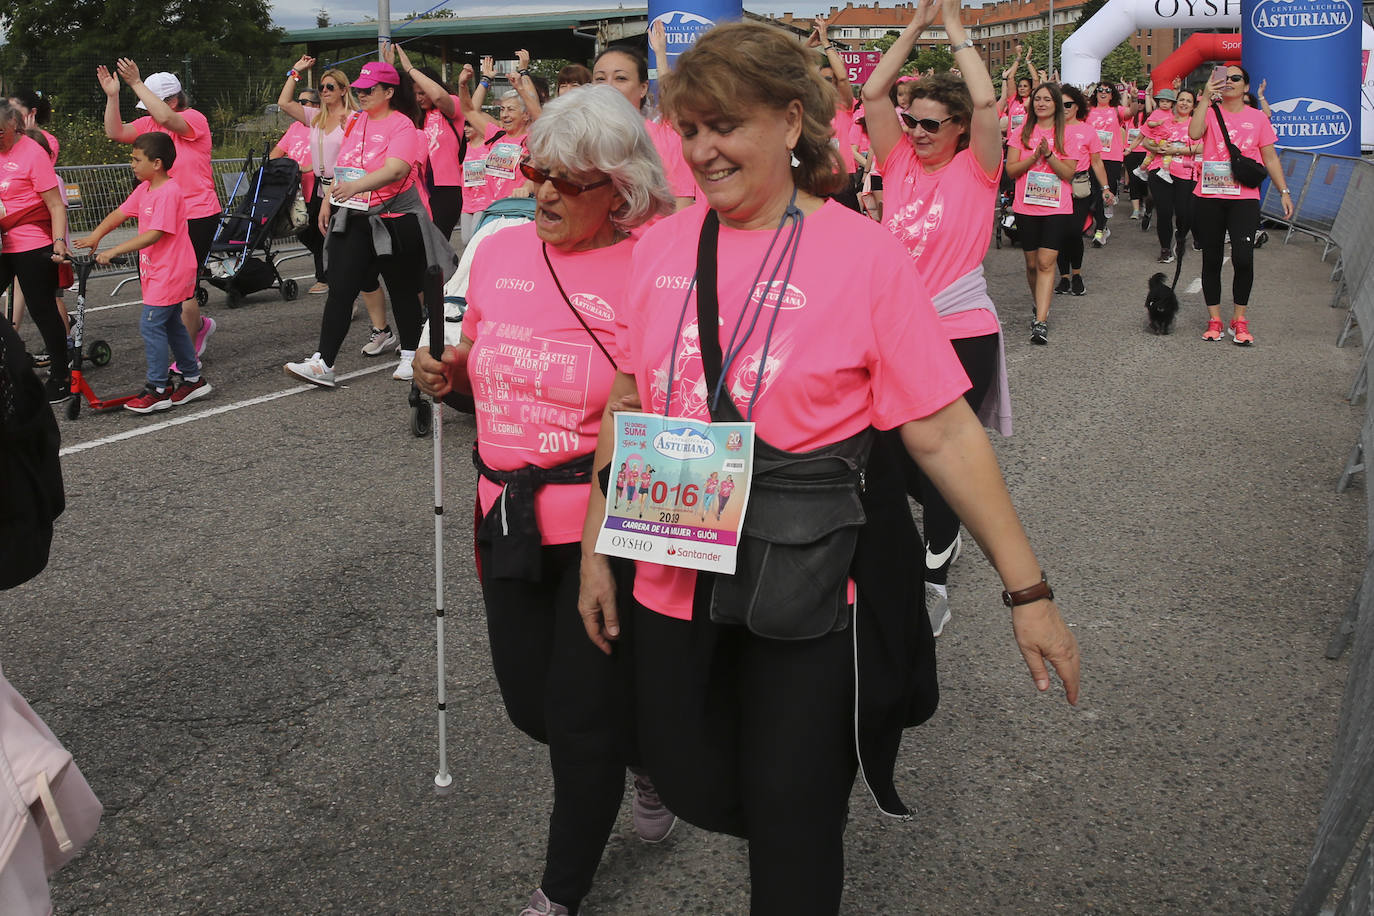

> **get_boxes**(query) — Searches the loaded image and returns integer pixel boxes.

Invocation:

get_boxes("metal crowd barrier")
[1291,148,1374,915]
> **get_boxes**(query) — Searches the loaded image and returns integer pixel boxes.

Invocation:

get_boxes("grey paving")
[1,217,1363,914]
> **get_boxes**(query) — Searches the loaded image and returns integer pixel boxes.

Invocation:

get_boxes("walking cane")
[425,264,453,790]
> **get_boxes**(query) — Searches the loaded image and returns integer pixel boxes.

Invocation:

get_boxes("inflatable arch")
[1062,2,1373,150]
[1149,32,1241,90]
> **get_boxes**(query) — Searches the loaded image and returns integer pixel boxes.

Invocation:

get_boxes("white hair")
[527,85,675,231]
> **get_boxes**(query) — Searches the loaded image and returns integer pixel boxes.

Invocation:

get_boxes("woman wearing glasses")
[1054,85,1113,297]
[283,60,450,387]
[1188,65,1292,346]
[1085,81,1136,243]
[414,87,676,916]
[461,56,536,207]
[278,57,359,295]
[861,0,1013,636]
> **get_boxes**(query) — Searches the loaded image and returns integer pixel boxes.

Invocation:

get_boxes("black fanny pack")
[1213,105,1267,189]
[694,209,870,639]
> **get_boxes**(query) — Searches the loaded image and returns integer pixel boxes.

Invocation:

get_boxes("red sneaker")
[170,377,212,405]
[124,385,172,414]
[1202,319,1225,342]
[1229,318,1254,346]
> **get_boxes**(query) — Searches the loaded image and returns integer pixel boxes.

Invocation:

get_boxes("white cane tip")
[434,772,454,789]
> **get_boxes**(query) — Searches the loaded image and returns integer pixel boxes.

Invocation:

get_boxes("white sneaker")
[393,349,415,381]
[1159,170,1173,184]
[285,352,336,388]
[1132,166,1149,182]
[361,326,397,357]
[925,582,951,638]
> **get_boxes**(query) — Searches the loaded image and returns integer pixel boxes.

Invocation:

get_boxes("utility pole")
[378,0,391,58]
[1048,0,1055,77]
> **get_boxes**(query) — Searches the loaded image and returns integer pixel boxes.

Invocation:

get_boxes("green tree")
[1020,18,1145,86]
[914,45,954,73]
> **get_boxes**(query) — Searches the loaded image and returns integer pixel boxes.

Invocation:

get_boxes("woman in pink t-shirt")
[392,42,465,240]
[1054,85,1114,297]
[5,89,70,350]
[461,57,535,210]
[0,101,70,402]
[862,0,1014,636]
[1141,88,1203,264]
[1085,81,1136,238]
[1188,65,1292,345]
[1123,89,1155,220]
[284,60,434,386]
[414,87,676,916]
[101,60,219,356]
[576,23,1079,915]
[1006,82,1078,344]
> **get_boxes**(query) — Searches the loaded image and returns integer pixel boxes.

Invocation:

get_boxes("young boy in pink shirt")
[74,132,211,413]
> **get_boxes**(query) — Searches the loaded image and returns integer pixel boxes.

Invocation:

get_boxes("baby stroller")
[408,197,537,437]
[204,152,303,309]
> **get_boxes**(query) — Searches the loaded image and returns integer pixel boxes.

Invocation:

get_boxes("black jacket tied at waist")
[472,444,594,581]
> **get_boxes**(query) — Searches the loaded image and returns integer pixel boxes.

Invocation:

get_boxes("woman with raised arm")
[414,87,676,916]
[1004,79,1076,344]
[389,41,466,240]
[1188,65,1292,346]
[461,56,535,206]
[1085,80,1136,242]
[861,0,1013,635]
[1053,85,1114,297]
[577,19,1079,914]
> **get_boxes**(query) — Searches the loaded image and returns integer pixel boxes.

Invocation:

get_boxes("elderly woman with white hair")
[461,56,538,209]
[413,86,675,916]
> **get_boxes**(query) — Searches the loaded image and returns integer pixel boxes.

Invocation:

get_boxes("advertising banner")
[1242,0,1361,154]
[649,0,743,71]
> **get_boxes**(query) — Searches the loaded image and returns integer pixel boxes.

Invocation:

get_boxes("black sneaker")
[1055,276,1071,295]
[1158,248,1175,264]
[1071,275,1086,296]
[1030,320,1049,345]
[1141,211,1152,231]
[44,375,71,403]
[31,351,51,369]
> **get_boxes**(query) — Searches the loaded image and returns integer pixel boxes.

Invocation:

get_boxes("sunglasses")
[518,162,612,196]
[901,114,954,133]
[1226,74,1245,83]
[1097,88,1113,93]
[1063,101,1076,108]
[321,82,341,91]
[355,85,387,96]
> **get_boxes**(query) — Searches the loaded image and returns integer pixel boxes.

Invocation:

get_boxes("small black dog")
[1144,242,1185,334]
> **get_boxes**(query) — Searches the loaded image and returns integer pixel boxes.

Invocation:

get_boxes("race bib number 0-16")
[1200,160,1241,196]
[333,166,371,211]
[596,412,755,575]
[484,142,523,180]
[1021,170,1063,209]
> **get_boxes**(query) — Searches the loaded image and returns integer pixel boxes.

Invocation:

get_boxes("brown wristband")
[1002,575,1053,608]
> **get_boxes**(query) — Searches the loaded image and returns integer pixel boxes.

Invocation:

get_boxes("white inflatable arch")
[1061,0,1374,148]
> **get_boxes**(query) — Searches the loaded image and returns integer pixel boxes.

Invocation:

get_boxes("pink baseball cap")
[353,61,399,89]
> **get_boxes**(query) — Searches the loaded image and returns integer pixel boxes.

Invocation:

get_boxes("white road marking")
[59,361,399,457]
[1184,256,1229,296]
[83,273,317,313]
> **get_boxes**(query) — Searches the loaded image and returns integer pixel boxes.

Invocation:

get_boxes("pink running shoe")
[1202,319,1225,342]
[194,315,217,357]
[1229,318,1254,346]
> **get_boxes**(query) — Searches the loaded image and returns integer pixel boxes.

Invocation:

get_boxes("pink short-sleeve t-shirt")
[645,117,696,200]
[1005,98,1028,134]
[1085,105,1126,161]
[1142,109,1174,171]
[1064,120,1101,171]
[421,98,465,187]
[463,223,634,545]
[276,120,315,202]
[483,122,531,203]
[335,110,420,206]
[0,134,60,254]
[131,109,219,219]
[1163,117,1198,181]
[1008,124,1073,216]
[878,142,1002,338]
[39,129,60,166]
[461,134,494,215]
[1194,105,1275,202]
[832,101,857,174]
[120,179,196,307]
[614,201,970,618]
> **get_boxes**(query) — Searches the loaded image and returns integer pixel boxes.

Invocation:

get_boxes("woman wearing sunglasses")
[1054,85,1113,297]
[278,57,359,296]
[414,86,676,916]
[1142,88,1202,264]
[861,0,1013,636]
[1085,81,1136,241]
[284,60,452,387]
[1005,80,1075,344]
[1188,65,1291,346]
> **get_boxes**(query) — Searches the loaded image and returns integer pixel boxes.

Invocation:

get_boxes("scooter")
[62,258,139,419]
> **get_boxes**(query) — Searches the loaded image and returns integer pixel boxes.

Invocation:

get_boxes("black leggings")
[1057,188,1094,274]
[320,211,425,365]
[633,599,857,915]
[885,332,999,580]
[1125,151,1148,202]
[1194,196,1261,307]
[428,185,461,240]
[1,246,67,378]
[300,182,326,282]
[481,542,629,912]
[1148,172,1196,251]
[187,213,218,276]
[1092,160,1122,231]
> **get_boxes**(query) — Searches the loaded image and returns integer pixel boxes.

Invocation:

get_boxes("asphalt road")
[2,215,1364,914]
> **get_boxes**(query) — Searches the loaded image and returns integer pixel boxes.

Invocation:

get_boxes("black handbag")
[1212,105,1267,189]
[694,209,870,640]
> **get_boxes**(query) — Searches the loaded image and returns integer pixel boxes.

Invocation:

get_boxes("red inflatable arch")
[1149,32,1242,92]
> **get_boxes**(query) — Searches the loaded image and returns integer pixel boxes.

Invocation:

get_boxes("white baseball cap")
[135,72,183,109]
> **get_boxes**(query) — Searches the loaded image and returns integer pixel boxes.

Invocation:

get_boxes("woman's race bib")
[1096,129,1113,151]
[1009,114,1026,131]
[484,142,524,180]
[1021,170,1063,209]
[463,159,487,188]
[1200,160,1241,196]
[1127,128,1142,145]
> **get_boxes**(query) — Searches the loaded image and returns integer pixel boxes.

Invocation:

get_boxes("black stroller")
[204,152,303,308]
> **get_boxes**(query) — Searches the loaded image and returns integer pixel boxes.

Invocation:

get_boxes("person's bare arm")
[944,0,1001,177]
[395,41,458,119]
[98,65,139,143]
[117,58,190,135]
[278,55,315,126]
[860,0,937,166]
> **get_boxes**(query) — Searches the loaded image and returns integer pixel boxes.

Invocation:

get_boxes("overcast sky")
[271,0,828,31]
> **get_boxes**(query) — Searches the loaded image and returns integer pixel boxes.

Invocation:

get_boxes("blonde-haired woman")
[278,57,357,296]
